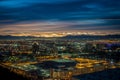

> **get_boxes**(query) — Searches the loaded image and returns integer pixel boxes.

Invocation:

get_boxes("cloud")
[0,0,120,35]
[0,0,76,8]
[0,20,119,35]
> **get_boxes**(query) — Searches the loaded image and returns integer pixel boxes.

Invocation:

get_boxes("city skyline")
[0,0,120,36]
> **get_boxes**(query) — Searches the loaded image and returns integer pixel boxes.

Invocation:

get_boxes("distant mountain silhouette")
[0,34,120,40]
[0,35,35,40]
[62,34,120,39]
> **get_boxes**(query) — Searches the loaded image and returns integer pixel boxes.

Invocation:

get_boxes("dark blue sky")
[0,0,120,35]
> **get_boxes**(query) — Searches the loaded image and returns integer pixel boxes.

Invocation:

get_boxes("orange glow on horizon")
[3,31,119,37]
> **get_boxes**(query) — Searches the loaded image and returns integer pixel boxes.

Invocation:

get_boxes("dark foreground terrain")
[73,68,120,80]
[0,66,29,80]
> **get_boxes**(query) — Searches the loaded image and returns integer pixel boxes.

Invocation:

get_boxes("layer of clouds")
[0,0,120,35]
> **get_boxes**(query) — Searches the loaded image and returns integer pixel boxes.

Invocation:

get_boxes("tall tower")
[32,42,39,55]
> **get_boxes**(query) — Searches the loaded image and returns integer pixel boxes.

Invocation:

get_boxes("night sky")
[0,0,120,36]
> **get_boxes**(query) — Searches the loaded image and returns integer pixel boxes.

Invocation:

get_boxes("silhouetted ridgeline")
[0,35,120,40]
[62,35,120,39]
[0,35,35,40]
